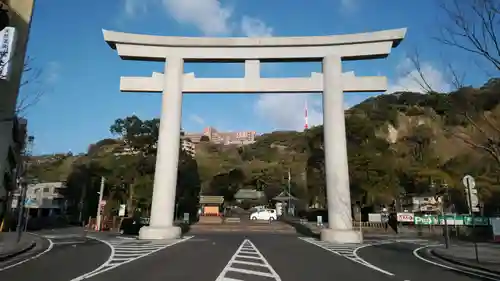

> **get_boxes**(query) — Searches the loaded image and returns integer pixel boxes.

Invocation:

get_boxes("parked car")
[250,209,277,221]
[119,217,149,235]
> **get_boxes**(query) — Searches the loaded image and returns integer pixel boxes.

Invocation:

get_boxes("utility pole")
[15,177,27,243]
[78,181,86,224]
[442,182,450,249]
[287,168,291,215]
[95,176,105,231]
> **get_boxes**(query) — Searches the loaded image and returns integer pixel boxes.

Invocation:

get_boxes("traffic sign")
[462,175,476,190]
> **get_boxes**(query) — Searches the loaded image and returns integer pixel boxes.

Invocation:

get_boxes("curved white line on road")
[352,242,395,276]
[299,237,395,276]
[412,245,500,281]
[70,235,193,281]
[69,236,116,281]
[0,236,54,272]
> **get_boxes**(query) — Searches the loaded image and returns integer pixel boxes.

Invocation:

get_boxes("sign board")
[462,175,480,212]
[416,215,490,226]
[368,213,382,223]
[381,213,389,223]
[0,27,17,80]
[183,213,190,224]
[462,175,476,190]
[414,215,438,225]
[491,218,500,242]
[99,200,106,214]
[316,215,323,226]
[437,214,462,225]
[118,204,126,217]
[397,212,414,222]
[465,190,480,212]
[463,216,489,226]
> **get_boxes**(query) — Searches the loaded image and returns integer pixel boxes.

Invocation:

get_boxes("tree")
[437,0,500,72]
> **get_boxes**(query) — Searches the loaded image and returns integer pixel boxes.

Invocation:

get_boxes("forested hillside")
[27,78,500,218]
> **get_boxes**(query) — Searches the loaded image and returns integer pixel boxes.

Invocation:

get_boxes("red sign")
[397,212,414,222]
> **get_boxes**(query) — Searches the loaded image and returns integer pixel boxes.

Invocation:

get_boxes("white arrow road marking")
[215,239,281,281]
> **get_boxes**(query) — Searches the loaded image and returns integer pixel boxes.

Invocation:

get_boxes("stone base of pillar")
[320,228,363,244]
[139,225,182,240]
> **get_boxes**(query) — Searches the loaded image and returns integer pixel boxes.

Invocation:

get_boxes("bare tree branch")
[436,0,500,71]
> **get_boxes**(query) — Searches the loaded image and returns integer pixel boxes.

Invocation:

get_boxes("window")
[43,187,50,192]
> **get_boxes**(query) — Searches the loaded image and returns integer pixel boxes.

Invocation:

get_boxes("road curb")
[430,248,500,275]
[0,240,36,262]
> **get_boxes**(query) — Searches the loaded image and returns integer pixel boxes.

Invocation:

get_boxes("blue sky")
[20,0,490,155]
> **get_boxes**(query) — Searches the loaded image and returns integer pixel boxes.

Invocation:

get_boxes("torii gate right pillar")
[321,55,361,243]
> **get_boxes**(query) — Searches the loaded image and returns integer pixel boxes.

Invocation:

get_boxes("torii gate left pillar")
[103,28,406,242]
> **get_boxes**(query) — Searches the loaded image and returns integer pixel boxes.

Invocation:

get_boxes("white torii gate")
[103,28,406,243]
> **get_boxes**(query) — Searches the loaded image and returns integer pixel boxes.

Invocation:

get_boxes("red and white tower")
[304,99,309,130]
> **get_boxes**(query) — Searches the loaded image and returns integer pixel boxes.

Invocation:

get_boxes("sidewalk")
[431,243,500,274]
[0,232,37,261]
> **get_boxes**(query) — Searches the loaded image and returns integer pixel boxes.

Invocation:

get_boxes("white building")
[181,139,196,157]
[11,182,67,217]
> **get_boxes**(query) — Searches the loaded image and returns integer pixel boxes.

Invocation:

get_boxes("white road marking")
[52,241,87,245]
[70,235,193,281]
[299,237,394,276]
[117,236,136,240]
[42,234,85,239]
[413,245,500,281]
[215,239,281,281]
[395,238,440,246]
[0,236,54,272]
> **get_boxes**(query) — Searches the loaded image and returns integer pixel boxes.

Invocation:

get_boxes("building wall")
[0,0,35,220]
[0,117,26,222]
[12,182,66,210]
[181,139,196,157]
[184,126,256,146]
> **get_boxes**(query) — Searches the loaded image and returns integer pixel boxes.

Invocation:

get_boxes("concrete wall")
[0,0,35,200]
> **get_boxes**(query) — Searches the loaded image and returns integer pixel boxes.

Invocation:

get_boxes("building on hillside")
[410,195,441,213]
[184,126,256,146]
[11,182,67,217]
[0,117,27,221]
[181,139,196,157]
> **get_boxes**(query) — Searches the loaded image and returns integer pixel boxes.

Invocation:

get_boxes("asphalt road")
[0,234,110,281]
[357,240,499,281]
[2,231,498,281]
[79,233,399,281]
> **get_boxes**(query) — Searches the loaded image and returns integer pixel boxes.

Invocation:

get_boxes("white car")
[250,209,277,221]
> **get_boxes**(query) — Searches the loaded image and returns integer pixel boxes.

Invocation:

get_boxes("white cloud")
[341,0,354,7]
[44,61,61,84]
[254,94,323,131]
[123,0,147,17]
[240,16,273,37]
[189,114,205,124]
[387,58,452,94]
[161,0,233,35]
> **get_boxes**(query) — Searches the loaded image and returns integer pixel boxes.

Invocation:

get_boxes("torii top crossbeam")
[102,29,406,94]
[103,28,406,62]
